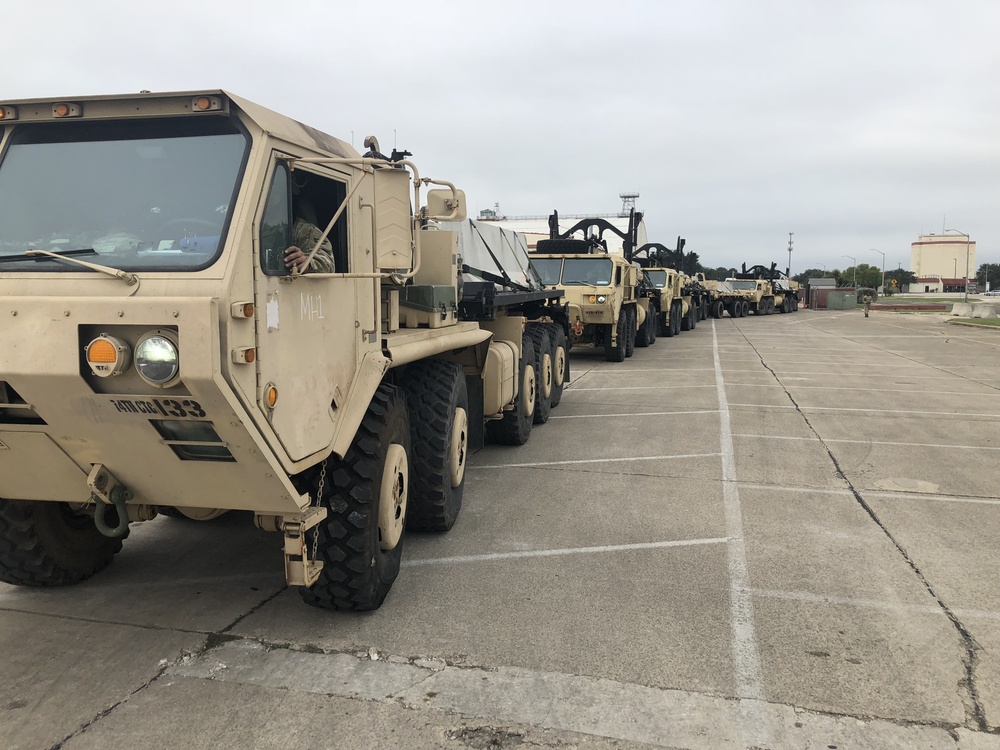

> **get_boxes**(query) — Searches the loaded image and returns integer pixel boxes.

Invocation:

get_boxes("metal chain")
[310,458,327,562]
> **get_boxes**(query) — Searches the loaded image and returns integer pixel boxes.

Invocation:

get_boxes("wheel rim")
[450,407,468,488]
[540,351,552,398]
[523,364,536,417]
[378,443,408,551]
[553,345,566,387]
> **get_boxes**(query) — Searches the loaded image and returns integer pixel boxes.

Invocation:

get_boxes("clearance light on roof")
[52,102,82,118]
[192,96,222,112]
[0,106,17,121]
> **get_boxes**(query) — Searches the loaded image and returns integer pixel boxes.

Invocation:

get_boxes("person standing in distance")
[862,291,873,317]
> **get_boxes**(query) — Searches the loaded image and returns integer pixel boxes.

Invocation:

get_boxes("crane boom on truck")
[530,209,658,361]
[0,89,547,611]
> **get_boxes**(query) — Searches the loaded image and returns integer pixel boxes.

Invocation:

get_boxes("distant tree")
[793,268,833,285]
[977,263,1000,291]
[884,268,916,289]
[653,248,703,276]
[836,263,880,288]
[703,266,733,281]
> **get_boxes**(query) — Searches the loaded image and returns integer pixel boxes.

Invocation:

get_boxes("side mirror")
[425,188,467,222]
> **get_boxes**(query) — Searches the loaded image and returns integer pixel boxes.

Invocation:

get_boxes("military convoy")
[700,264,801,318]
[0,89,803,613]
[530,210,657,362]
[0,89,574,612]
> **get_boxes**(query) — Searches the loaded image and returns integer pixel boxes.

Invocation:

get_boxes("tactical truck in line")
[530,210,657,362]
[0,89,558,611]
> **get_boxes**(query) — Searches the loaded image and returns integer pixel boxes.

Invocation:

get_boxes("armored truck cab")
[0,90,527,611]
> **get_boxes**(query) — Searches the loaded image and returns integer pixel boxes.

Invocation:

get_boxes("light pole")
[945,228,971,302]
[872,249,885,294]
[842,255,856,289]
[787,232,794,277]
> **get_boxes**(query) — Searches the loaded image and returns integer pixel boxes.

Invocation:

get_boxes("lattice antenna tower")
[619,192,639,218]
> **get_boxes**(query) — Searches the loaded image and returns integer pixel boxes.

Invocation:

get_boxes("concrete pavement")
[4,308,1000,748]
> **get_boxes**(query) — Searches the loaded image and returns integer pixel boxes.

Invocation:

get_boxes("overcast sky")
[6,0,999,274]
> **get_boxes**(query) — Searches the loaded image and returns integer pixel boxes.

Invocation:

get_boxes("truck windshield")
[0,118,249,272]
[729,280,757,290]
[646,270,667,288]
[561,258,613,286]
[531,258,562,286]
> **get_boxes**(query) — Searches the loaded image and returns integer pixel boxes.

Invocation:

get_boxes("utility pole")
[787,232,794,277]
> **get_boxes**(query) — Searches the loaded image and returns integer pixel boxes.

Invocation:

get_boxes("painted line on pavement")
[570,384,717,391]
[737,481,1000,507]
[770,372,979,381]
[747,587,1000,622]
[731,434,1000,452]
[471,452,721,470]
[736,482,851,496]
[865,491,1000,507]
[712,320,771,747]
[403,537,729,568]
[725,383,999,396]
[551,409,721,420]
[728,403,1000,418]
[565,367,715,374]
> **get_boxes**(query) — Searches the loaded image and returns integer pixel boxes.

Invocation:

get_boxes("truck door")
[252,158,361,462]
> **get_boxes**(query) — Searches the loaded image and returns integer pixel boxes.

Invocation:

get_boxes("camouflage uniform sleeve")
[292,219,337,274]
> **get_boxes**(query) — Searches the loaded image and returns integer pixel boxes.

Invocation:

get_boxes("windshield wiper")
[0,248,97,264]
[22,249,139,287]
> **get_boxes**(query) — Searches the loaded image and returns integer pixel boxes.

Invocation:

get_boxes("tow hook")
[87,464,132,538]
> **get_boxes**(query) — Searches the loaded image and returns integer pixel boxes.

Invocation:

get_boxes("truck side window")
[615,267,622,286]
[290,169,350,273]
[260,163,292,275]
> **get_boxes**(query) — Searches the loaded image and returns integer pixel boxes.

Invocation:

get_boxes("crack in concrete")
[734,322,990,732]
[43,584,288,749]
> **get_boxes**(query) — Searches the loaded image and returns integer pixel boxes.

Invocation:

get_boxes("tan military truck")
[695,273,752,319]
[729,263,801,315]
[0,89,549,611]
[530,211,653,362]
[634,242,706,337]
[447,218,568,439]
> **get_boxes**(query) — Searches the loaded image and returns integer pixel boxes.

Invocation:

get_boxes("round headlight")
[597,295,607,304]
[135,333,180,387]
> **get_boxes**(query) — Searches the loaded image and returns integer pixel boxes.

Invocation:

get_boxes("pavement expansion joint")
[735,326,990,733]
[167,636,1000,749]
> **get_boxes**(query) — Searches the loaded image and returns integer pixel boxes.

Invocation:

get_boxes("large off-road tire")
[700,298,708,320]
[682,301,696,331]
[401,359,468,532]
[526,325,553,425]
[741,300,750,317]
[300,383,411,611]
[546,324,568,408]
[635,305,659,347]
[605,315,626,362]
[487,333,536,444]
[624,307,636,358]
[635,312,649,348]
[713,300,725,318]
[672,302,683,335]
[0,499,123,586]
